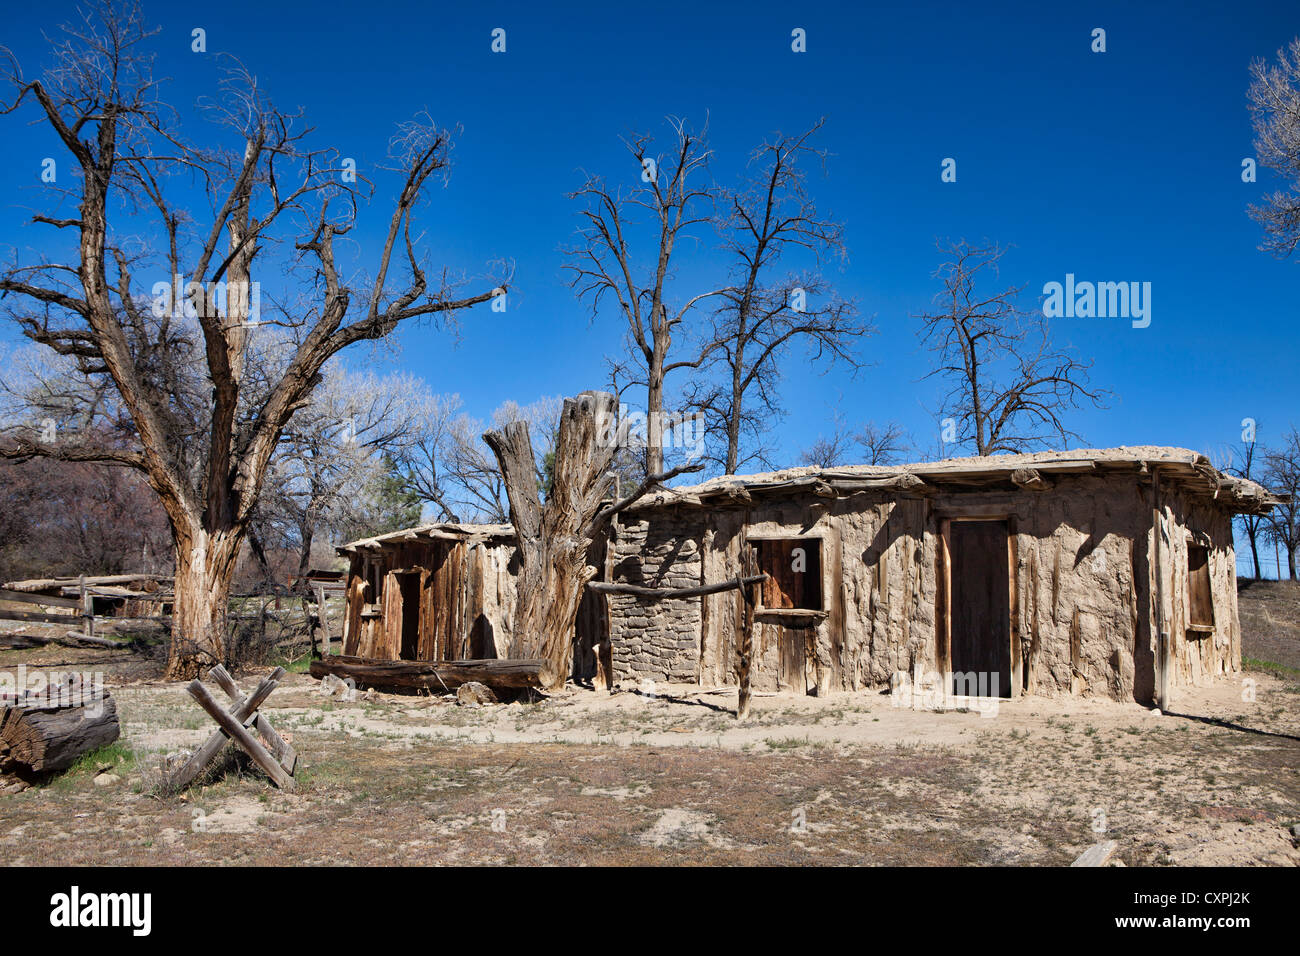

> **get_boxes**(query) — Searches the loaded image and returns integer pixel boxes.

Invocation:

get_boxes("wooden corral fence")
[0,578,96,633]
[0,576,346,656]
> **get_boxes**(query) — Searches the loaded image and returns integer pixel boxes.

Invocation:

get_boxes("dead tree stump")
[485,390,701,693]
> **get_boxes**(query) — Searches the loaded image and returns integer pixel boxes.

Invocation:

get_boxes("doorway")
[396,572,422,661]
[948,520,1011,698]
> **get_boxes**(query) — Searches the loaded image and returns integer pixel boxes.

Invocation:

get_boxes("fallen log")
[0,692,120,775]
[310,655,552,693]
[62,632,134,649]
[0,631,135,651]
[0,633,52,649]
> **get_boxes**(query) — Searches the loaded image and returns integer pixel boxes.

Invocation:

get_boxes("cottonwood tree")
[397,395,561,522]
[248,368,430,581]
[1263,427,1300,580]
[799,418,909,469]
[690,120,870,474]
[0,347,171,579]
[0,456,171,581]
[485,391,699,690]
[800,427,855,468]
[1248,37,1300,260]
[0,4,501,677]
[566,118,728,477]
[917,240,1105,456]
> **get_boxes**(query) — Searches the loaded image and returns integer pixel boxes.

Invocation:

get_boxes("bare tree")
[1263,427,1300,580]
[855,420,910,465]
[691,120,871,474]
[565,118,728,477]
[1226,427,1268,579]
[917,240,1106,456]
[0,456,171,581]
[799,418,908,469]
[1248,37,1300,260]
[799,429,855,468]
[397,395,561,522]
[249,367,429,580]
[0,4,501,677]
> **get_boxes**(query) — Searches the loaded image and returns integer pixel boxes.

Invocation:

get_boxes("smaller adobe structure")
[335,447,1280,706]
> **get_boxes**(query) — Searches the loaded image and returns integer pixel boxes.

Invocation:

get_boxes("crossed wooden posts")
[168,665,297,792]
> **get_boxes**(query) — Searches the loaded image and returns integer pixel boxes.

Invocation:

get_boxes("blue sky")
[1,0,1297,482]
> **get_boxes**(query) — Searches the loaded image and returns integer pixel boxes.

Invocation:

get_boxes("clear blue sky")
[1,0,1297,473]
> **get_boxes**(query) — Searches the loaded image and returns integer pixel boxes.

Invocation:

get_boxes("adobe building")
[336,447,1279,705]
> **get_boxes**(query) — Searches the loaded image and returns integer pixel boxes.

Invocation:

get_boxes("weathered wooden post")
[315,585,331,658]
[167,665,296,792]
[737,552,757,722]
[79,574,94,638]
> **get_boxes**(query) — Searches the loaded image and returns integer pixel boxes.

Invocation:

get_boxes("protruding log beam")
[587,573,769,600]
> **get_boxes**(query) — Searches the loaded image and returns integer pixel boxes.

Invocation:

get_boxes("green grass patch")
[268,652,313,674]
[1243,657,1300,678]
[47,740,136,791]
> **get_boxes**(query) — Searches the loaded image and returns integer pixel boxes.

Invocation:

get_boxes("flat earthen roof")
[341,446,1280,552]
[626,446,1280,514]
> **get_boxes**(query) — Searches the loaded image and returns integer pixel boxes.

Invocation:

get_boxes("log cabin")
[335,447,1280,705]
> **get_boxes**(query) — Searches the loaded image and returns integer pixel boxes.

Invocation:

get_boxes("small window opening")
[1187,544,1214,631]
[756,538,823,611]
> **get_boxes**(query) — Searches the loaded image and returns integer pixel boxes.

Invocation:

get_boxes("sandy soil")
[2,654,1297,866]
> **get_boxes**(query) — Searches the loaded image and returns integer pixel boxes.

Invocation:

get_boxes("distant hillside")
[1238,579,1300,672]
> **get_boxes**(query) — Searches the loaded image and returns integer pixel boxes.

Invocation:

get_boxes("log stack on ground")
[0,689,120,776]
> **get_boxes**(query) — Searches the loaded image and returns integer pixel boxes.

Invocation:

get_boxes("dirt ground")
[0,581,1297,866]
[2,636,1298,865]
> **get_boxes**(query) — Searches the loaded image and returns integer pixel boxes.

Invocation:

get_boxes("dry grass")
[1239,579,1300,671]
[0,579,1296,866]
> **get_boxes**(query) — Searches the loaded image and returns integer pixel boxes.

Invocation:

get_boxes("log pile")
[0,690,120,776]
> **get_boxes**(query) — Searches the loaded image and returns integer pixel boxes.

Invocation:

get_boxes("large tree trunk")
[164,525,243,680]
[646,364,665,478]
[485,392,620,692]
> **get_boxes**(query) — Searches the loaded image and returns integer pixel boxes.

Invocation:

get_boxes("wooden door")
[948,520,1011,698]
[397,572,422,661]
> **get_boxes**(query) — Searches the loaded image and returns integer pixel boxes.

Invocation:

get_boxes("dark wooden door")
[949,520,1011,698]
[397,572,422,661]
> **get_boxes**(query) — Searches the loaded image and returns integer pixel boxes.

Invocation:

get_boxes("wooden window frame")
[747,534,828,622]
[1185,540,1215,636]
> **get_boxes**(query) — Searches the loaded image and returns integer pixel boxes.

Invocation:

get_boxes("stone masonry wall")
[607,511,702,683]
